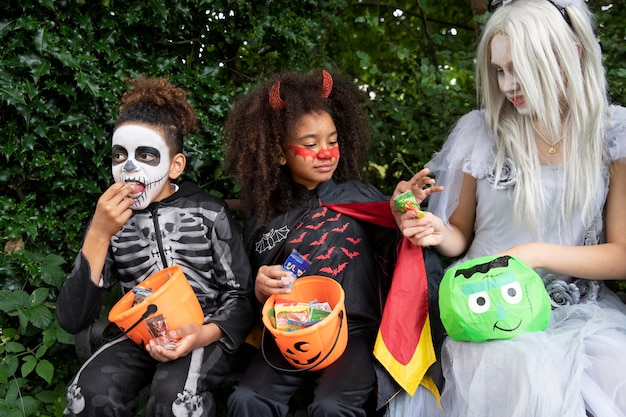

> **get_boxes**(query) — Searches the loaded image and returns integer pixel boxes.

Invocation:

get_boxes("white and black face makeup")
[111,124,171,210]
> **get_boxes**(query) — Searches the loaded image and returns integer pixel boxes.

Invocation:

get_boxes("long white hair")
[476,0,608,231]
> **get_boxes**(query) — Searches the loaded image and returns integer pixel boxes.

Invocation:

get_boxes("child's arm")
[56,182,134,334]
[499,161,626,280]
[187,203,258,353]
[395,172,476,257]
[81,182,134,285]
[391,168,450,250]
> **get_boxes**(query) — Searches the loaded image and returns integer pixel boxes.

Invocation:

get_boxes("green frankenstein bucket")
[439,255,551,342]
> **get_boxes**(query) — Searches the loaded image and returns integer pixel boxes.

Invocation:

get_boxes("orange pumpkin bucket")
[108,265,204,346]
[262,275,348,371]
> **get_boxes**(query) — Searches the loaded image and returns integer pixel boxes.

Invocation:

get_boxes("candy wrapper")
[282,249,312,288]
[394,191,425,217]
[131,286,153,306]
[271,299,331,331]
[275,304,311,331]
[145,314,179,349]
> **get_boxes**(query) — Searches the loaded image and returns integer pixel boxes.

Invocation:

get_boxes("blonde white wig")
[476,0,608,231]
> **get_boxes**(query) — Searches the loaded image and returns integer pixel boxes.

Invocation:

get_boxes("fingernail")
[281,276,295,285]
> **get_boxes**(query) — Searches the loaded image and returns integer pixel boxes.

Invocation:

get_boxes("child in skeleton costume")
[390,1,626,416]
[223,69,444,417]
[56,77,256,417]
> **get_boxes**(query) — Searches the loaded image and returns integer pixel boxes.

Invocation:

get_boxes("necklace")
[534,126,563,155]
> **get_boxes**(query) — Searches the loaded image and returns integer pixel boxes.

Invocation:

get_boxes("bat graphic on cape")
[255,226,290,253]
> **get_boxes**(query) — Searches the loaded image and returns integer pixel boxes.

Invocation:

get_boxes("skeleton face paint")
[111,124,171,210]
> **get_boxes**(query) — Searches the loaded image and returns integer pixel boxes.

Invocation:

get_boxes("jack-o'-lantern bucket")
[262,276,348,371]
[108,265,204,346]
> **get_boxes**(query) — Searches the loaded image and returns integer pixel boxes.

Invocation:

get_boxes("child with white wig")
[387,0,626,416]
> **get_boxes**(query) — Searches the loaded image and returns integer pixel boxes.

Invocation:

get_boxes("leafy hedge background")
[1,0,624,415]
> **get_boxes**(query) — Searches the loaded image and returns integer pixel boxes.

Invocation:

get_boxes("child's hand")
[391,168,442,210]
[145,334,182,362]
[90,182,135,238]
[391,168,445,248]
[399,209,446,248]
[254,265,294,304]
[145,323,212,362]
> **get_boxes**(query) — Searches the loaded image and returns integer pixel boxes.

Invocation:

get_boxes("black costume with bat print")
[245,179,399,333]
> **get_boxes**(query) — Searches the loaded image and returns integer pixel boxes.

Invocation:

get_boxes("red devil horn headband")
[268,70,334,111]
[321,69,333,99]
[269,81,285,110]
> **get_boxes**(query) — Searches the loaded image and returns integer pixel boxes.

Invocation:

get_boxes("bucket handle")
[261,310,344,373]
[106,303,158,343]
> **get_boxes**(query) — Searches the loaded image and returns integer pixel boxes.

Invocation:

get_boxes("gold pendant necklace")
[534,126,562,155]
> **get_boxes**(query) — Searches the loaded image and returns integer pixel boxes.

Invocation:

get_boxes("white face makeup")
[491,34,531,116]
[111,124,171,210]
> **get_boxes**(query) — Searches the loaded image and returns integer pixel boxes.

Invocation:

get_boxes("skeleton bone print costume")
[57,181,256,417]
[110,187,242,311]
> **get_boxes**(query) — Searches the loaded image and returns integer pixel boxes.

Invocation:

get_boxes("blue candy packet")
[282,249,312,287]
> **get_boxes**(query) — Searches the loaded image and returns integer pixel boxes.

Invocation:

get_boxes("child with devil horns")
[223,69,445,416]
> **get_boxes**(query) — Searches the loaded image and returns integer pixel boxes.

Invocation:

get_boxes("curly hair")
[114,77,199,155]
[224,69,371,224]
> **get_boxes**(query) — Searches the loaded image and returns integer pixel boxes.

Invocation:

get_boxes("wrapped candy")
[282,249,312,288]
[145,314,179,349]
[393,191,425,217]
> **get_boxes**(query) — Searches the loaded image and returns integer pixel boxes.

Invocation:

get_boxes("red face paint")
[317,147,339,160]
[288,146,340,161]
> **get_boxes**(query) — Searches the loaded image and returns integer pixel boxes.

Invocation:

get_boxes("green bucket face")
[439,255,551,342]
